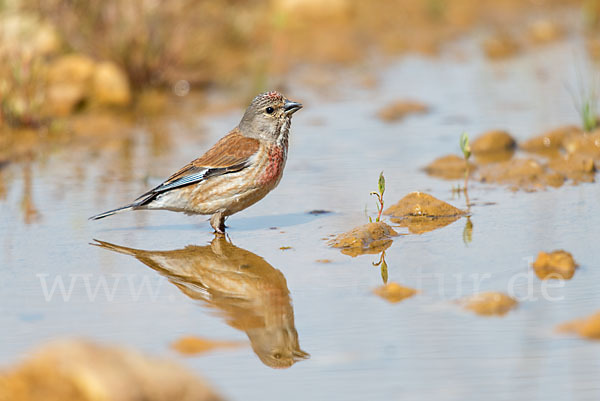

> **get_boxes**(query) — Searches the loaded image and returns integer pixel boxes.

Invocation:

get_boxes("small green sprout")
[570,66,599,133]
[370,171,385,223]
[460,132,471,160]
[581,98,598,132]
[460,132,472,195]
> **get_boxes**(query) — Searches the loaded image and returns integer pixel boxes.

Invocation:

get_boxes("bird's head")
[238,91,302,143]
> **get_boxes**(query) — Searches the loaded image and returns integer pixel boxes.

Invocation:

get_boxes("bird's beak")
[292,349,310,361]
[283,99,303,115]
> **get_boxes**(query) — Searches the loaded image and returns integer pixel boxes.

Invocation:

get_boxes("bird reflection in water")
[92,236,309,369]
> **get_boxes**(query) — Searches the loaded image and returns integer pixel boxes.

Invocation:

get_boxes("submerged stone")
[471,130,516,154]
[328,221,398,257]
[376,100,428,123]
[557,311,600,340]
[424,154,476,180]
[373,282,418,303]
[532,250,578,280]
[477,158,564,191]
[461,292,517,316]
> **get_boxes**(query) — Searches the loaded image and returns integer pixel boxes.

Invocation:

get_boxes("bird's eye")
[265,106,274,114]
[273,352,282,359]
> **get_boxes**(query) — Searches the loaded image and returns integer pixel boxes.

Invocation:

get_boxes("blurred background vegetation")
[0,0,598,131]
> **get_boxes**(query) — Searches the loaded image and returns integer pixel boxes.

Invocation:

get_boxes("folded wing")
[135,129,260,206]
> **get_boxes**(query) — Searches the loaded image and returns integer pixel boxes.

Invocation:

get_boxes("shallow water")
[2,33,600,400]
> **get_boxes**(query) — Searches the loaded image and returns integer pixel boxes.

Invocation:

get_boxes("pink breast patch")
[260,146,286,185]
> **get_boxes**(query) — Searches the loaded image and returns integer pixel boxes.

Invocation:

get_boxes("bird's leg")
[210,212,226,234]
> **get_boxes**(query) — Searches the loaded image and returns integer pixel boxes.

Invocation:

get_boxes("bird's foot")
[210,212,227,234]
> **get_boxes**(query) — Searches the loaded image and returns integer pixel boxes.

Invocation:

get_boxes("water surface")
[1,34,600,401]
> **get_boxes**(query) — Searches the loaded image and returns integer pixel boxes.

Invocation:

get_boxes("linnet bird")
[89,91,302,232]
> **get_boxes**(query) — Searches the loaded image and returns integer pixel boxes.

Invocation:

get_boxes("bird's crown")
[252,91,284,107]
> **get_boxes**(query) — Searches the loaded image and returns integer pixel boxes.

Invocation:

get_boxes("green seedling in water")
[460,132,472,196]
[581,98,598,132]
[369,171,385,223]
[569,64,599,133]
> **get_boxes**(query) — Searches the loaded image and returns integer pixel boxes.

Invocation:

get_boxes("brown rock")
[46,54,96,116]
[373,282,418,303]
[520,125,582,154]
[384,192,465,218]
[384,192,465,234]
[424,154,476,180]
[557,311,600,340]
[477,158,564,190]
[482,33,518,59]
[328,221,398,257]
[377,100,428,123]
[548,154,596,183]
[562,130,600,159]
[92,62,132,107]
[0,340,224,401]
[47,54,96,86]
[462,292,517,316]
[532,250,578,280]
[471,130,516,154]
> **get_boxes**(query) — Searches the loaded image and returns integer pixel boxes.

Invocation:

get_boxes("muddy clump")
[461,292,518,316]
[562,130,600,159]
[477,158,564,190]
[329,221,398,257]
[376,100,428,123]
[471,130,517,154]
[557,311,600,340]
[384,192,465,234]
[424,154,476,180]
[0,339,224,401]
[532,250,578,280]
[548,154,596,183]
[520,125,582,155]
[373,282,418,303]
